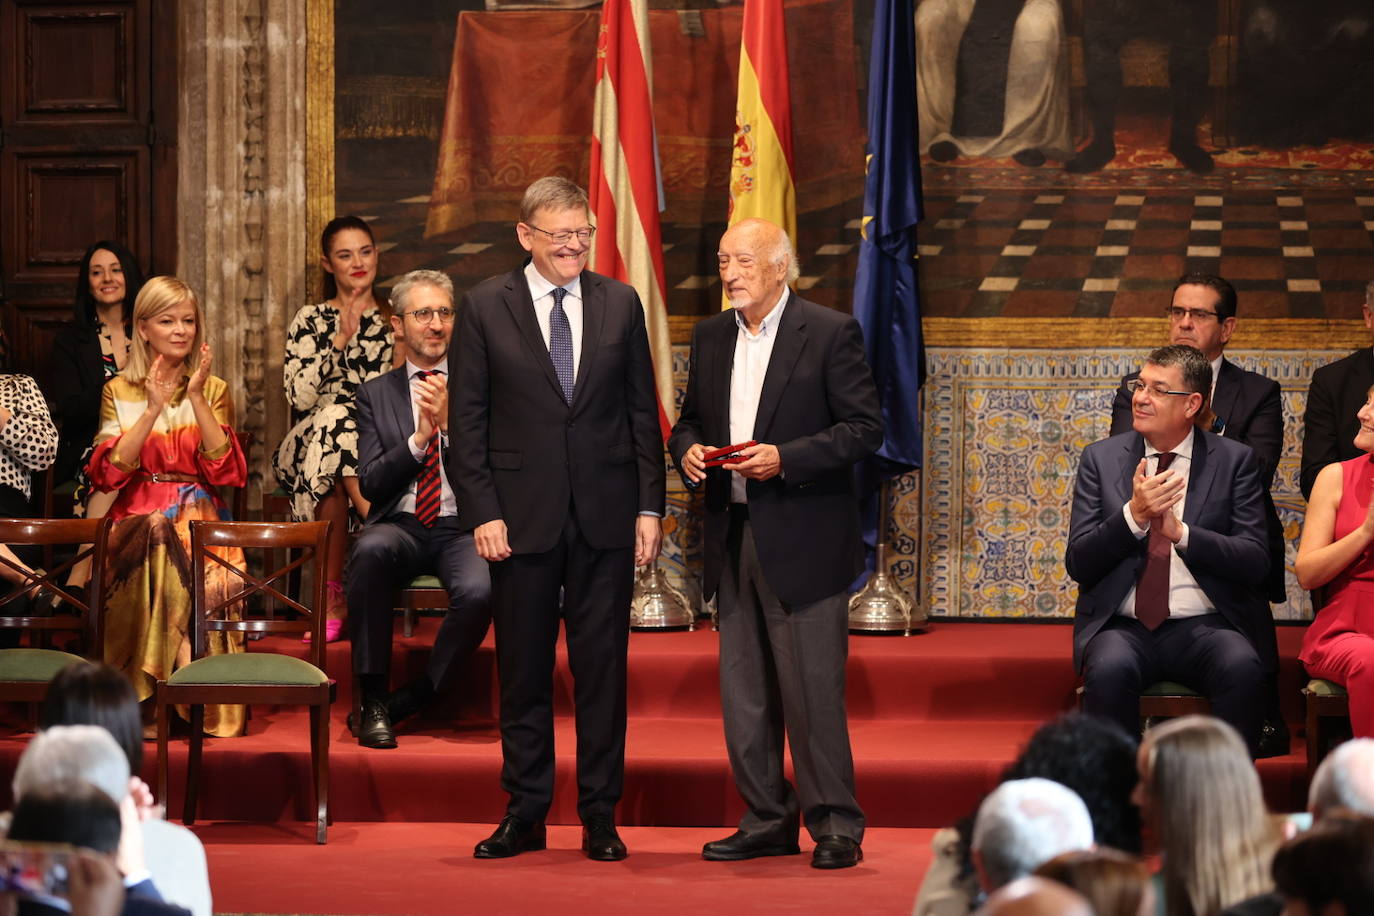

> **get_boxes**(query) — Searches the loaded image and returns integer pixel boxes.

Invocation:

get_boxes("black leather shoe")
[386,676,436,726]
[701,830,800,861]
[1256,718,1290,759]
[811,835,862,869]
[474,815,547,859]
[581,817,627,861]
[347,697,396,749]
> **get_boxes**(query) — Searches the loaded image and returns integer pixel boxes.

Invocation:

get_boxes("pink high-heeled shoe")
[304,581,347,643]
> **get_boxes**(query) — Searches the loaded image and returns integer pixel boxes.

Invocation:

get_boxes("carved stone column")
[177,0,308,506]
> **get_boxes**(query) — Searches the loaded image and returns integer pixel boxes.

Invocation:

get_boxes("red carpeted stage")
[0,621,1312,915]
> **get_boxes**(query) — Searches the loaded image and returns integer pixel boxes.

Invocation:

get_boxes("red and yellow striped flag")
[726,0,796,307]
[589,0,675,438]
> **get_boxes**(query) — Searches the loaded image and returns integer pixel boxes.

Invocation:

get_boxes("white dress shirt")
[1118,427,1215,621]
[524,261,583,381]
[728,289,788,504]
[400,360,457,519]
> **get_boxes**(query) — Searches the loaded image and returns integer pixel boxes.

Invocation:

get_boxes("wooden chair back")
[0,517,111,655]
[188,520,330,668]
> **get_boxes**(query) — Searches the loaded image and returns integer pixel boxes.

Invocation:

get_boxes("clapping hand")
[412,373,448,446]
[334,290,369,350]
[143,355,179,409]
[1128,458,1186,530]
[187,343,213,398]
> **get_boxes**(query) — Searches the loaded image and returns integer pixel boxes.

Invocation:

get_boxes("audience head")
[124,275,205,384]
[1136,715,1275,916]
[1169,273,1236,363]
[1001,713,1142,853]
[972,777,1094,891]
[1355,385,1374,456]
[517,176,593,288]
[13,725,130,808]
[74,240,146,328]
[717,217,799,316]
[39,661,143,776]
[319,215,378,302]
[8,783,122,855]
[1035,848,1153,916]
[1308,738,1374,818]
[1271,812,1374,916]
[973,876,1095,916]
[388,269,456,369]
[1364,279,1374,334]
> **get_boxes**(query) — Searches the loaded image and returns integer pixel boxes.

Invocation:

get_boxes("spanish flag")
[589,0,676,437]
[727,0,796,299]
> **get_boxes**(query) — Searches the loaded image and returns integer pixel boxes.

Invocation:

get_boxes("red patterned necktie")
[1135,451,1176,631]
[414,369,443,527]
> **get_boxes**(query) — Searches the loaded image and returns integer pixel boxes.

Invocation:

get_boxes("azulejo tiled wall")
[920,348,1347,621]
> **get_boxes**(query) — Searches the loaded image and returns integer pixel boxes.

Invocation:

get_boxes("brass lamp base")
[630,561,695,631]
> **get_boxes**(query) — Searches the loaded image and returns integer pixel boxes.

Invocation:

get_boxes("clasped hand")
[680,442,782,484]
[144,344,212,409]
[412,373,448,447]
[1129,458,1184,543]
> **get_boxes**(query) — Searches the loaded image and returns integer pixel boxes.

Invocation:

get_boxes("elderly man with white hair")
[1309,737,1374,817]
[971,777,1095,892]
[10,725,210,916]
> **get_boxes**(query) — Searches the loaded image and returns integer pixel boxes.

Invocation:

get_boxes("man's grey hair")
[389,269,454,315]
[14,724,130,806]
[972,777,1095,891]
[520,176,589,224]
[1309,738,1374,817]
[768,228,801,286]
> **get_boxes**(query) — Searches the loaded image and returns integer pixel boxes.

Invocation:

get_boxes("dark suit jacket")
[1301,346,1374,500]
[1065,429,1272,673]
[667,294,883,607]
[1111,357,1285,602]
[356,365,447,524]
[449,266,665,552]
[45,322,106,484]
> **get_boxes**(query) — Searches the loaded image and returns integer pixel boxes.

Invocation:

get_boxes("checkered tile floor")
[918,188,1374,318]
[337,190,866,318]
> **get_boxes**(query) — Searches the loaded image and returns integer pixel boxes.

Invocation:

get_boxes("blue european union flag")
[853,0,924,474]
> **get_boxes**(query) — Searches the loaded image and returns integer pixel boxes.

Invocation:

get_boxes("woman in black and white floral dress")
[272,216,393,640]
[0,329,59,620]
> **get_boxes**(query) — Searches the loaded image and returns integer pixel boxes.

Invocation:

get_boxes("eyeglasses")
[526,224,596,245]
[1126,379,1195,398]
[402,307,456,324]
[1166,306,1219,322]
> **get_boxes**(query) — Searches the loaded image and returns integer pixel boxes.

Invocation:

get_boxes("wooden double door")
[0,0,177,384]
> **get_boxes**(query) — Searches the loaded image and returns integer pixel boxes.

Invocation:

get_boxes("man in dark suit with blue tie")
[451,177,665,862]
[347,269,491,750]
[1069,344,1268,754]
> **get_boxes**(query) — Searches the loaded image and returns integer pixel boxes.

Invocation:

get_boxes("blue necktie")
[549,287,574,404]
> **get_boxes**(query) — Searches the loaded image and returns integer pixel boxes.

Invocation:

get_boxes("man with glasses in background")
[1068,345,1269,755]
[1107,273,1287,756]
[347,269,491,749]
[451,177,664,862]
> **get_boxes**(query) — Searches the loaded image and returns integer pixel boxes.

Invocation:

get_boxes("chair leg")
[1306,697,1321,780]
[184,706,204,825]
[156,687,170,813]
[404,606,415,639]
[311,704,329,844]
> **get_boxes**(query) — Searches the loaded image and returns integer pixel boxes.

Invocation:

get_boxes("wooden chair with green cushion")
[155,519,334,844]
[1303,678,1350,778]
[399,575,446,638]
[0,517,112,700]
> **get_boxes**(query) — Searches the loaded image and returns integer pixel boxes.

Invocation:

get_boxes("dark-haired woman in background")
[46,241,147,592]
[271,216,393,642]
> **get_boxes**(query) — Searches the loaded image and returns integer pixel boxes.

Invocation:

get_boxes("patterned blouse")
[0,374,58,499]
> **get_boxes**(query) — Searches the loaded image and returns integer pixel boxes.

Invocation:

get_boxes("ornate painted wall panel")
[920,348,1352,621]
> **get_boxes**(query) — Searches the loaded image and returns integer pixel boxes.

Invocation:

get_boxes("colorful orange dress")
[88,374,248,736]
